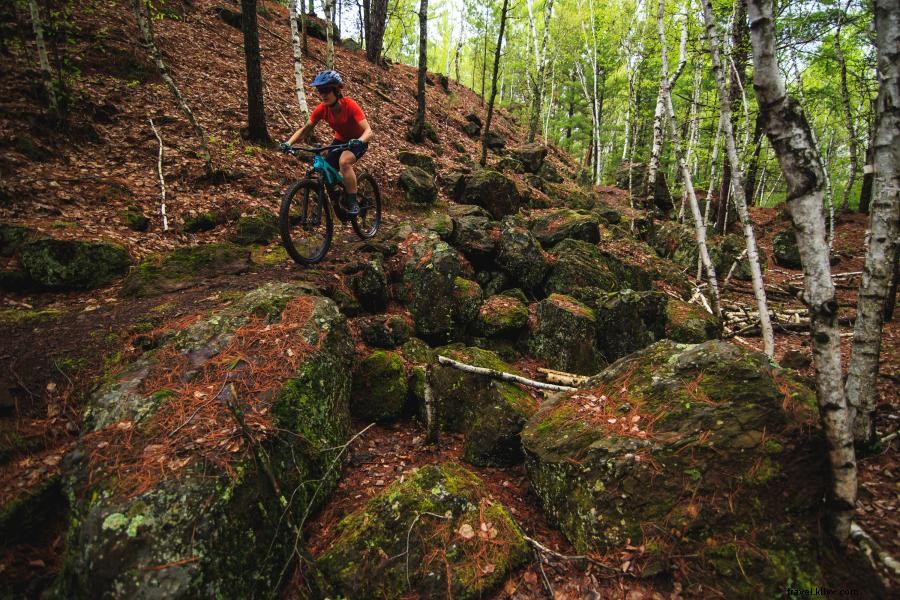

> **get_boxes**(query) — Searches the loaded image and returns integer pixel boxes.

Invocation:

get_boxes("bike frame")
[310,154,344,186]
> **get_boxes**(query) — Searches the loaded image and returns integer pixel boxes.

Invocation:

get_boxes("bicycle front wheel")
[279,180,333,264]
[351,172,382,240]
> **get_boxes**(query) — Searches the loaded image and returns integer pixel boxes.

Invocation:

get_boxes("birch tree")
[845,0,899,448]
[28,0,57,116]
[131,0,213,177]
[325,0,335,69]
[290,1,310,122]
[526,0,555,143]
[701,0,773,356]
[410,0,428,142]
[659,0,720,315]
[646,0,688,201]
[835,1,859,212]
[748,0,857,543]
[481,0,510,166]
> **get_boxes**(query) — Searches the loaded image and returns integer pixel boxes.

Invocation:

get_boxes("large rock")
[459,170,523,219]
[711,233,767,281]
[121,243,252,297]
[0,223,33,257]
[315,463,529,599]
[576,288,668,363]
[448,215,499,264]
[399,166,438,204]
[430,347,538,466]
[773,229,801,268]
[649,221,698,267]
[528,294,603,375]
[396,233,470,342]
[511,143,548,173]
[351,350,408,423]
[614,162,672,212]
[483,131,506,151]
[60,284,354,598]
[495,220,549,290]
[477,294,528,337]
[528,209,600,248]
[19,238,131,290]
[347,256,389,313]
[545,238,652,296]
[356,313,413,348]
[232,210,277,246]
[665,298,720,343]
[522,340,836,595]
[398,150,436,174]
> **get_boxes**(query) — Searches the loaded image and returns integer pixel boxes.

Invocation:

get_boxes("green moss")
[0,307,64,324]
[350,351,408,423]
[19,238,132,290]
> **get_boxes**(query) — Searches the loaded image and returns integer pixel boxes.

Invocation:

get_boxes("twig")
[437,355,577,392]
[523,534,618,572]
[722,248,748,289]
[423,366,438,444]
[535,547,554,598]
[537,368,589,386]
[849,522,900,582]
[388,511,452,589]
[148,118,169,231]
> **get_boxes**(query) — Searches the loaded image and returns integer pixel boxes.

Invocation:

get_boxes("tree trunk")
[480,0,509,166]
[28,0,58,116]
[131,0,213,177]
[480,5,488,104]
[845,0,900,448]
[301,0,308,55]
[859,138,875,213]
[290,5,310,123]
[836,2,860,212]
[325,0,335,69]
[366,0,387,64]
[241,0,269,143]
[701,0,773,356]
[527,0,555,143]
[743,113,764,203]
[748,0,857,544]
[410,0,428,142]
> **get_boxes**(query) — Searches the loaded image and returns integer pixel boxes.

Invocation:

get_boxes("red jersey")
[310,98,367,142]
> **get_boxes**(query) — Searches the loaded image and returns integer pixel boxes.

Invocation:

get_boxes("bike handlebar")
[286,143,351,155]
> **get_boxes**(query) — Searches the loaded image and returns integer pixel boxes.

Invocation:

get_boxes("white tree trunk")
[28,0,57,114]
[131,0,212,177]
[835,1,859,212]
[748,0,857,544]
[325,0,335,69]
[701,0,773,356]
[845,0,900,446]
[290,1,310,122]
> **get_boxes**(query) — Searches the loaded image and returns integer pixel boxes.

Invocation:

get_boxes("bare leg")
[339,150,358,193]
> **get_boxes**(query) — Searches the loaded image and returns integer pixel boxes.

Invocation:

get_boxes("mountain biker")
[280,70,373,215]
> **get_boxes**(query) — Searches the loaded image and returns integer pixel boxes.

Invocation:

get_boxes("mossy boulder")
[448,215,500,264]
[497,156,524,173]
[483,131,505,151]
[452,276,484,327]
[18,238,131,290]
[357,314,413,348]
[351,350,408,423]
[430,347,538,466]
[348,256,389,313]
[315,463,529,599]
[511,143,548,173]
[397,233,470,342]
[232,211,277,246]
[528,294,603,375]
[528,209,600,248]
[495,220,548,290]
[522,339,834,596]
[424,212,454,239]
[593,203,621,225]
[545,238,652,296]
[182,211,224,233]
[649,221,697,266]
[121,243,251,297]
[398,150,436,174]
[458,170,523,219]
[120,205,150,232]
[665,298,720,343]
[0,222,34,257]
[477,295,528,337]
[773,229,801,268]
[575,288,668,363]
[711,233,767,281]
[61,285,354,598]
[399,166,438,204]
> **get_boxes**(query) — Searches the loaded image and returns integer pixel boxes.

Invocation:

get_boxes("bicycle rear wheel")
[279,180,333,264]
[351,172,382,240]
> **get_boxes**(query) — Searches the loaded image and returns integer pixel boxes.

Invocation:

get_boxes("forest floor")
[0,0,897,597]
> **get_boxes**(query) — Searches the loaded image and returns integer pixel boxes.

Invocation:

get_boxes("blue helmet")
[310,70,344,89]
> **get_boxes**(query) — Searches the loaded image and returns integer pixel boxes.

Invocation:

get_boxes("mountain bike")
[279,143,382,265]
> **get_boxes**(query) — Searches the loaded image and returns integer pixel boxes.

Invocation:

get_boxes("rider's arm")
[357,119,373,144]
[286,119,315,145]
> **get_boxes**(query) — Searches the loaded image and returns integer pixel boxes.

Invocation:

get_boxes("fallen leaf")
[458,523,475,540]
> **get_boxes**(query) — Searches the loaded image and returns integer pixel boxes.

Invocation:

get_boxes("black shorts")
[325,139,368,171]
